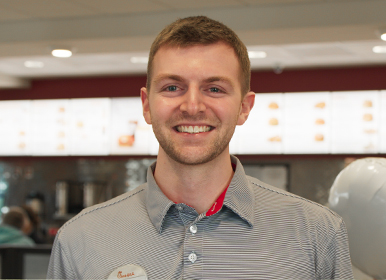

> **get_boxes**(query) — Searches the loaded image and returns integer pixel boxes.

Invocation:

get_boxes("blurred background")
[0,0,386,278]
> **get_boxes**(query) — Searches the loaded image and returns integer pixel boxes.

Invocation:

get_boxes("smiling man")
[47,16,353,280]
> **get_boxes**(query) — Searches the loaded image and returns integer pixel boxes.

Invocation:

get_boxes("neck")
[153,148,234,214]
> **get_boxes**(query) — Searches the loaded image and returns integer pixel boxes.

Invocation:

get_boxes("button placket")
[183,217,206,280]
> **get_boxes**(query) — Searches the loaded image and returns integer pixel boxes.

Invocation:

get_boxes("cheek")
[149,100,174,121]
[211,101,240,119]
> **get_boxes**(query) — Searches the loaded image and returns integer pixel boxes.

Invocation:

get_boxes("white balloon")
[329,157,386,279]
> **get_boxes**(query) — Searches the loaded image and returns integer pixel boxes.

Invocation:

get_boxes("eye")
[165,85,178,92]
[209,87,223,93]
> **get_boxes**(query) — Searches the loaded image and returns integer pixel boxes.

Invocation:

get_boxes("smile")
[176,125,212,134]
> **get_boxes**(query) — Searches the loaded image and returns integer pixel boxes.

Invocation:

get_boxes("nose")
[179,86,206,115]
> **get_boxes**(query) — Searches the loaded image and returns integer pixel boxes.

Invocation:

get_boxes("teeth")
[177,126,211,134]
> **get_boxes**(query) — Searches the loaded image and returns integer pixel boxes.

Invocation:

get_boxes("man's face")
[141,42,254,165]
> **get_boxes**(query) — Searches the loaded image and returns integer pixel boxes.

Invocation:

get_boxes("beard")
[151,112,237,166]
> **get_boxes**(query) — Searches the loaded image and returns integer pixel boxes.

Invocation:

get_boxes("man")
[0,207,35,246]
[48,16,353,279]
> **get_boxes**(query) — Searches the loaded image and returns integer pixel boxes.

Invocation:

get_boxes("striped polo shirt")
[47,156,353,280]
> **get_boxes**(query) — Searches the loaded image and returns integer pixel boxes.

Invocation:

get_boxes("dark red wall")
[0,75,147,100]
[1,65,386,100]
[251,66,386,93]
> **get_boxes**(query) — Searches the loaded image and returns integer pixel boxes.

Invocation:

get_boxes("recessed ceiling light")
[381,33,386,41]
[130,57,148,64]
[24,60,44,68]
[248,51,267,59]
[52,49,72,58]
[372,46,386,53]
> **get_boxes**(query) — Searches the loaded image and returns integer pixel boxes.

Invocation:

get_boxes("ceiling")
[0,0,386,88]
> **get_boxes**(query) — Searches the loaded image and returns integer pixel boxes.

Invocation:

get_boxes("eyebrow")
[152,74,185,85]
[204,76,235,89]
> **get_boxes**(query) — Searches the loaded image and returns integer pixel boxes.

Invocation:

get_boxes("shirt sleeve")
[316,219,354,280]
[47,233,76,279]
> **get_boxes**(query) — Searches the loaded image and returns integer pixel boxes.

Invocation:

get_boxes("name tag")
[108,264,147,280]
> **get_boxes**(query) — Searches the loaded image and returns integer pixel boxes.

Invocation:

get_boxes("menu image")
[0,100,31,155]
[31,99,70,155]
[381,91,386,153]
[235,93,284,154]
[110,98,153,155]
[283,92,331,154]
[69,98,111,155]
[331,91,380,154]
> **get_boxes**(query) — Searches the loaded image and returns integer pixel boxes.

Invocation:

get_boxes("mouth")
[174,125,214,134]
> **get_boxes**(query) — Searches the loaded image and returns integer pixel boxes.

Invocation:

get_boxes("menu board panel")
[283,92,331,154]
[69,98,111,155]
[229,127,240,154]
[0,100,31,155]
[30,99,70,155]
[331,91,380,154]
[110,98,153,155]
[148,128,159,156]
[380,91,386,153]
[235,93,284,154]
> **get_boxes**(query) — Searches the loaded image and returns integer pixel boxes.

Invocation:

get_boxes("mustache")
[168,112,212,123]
[166,112,220,126]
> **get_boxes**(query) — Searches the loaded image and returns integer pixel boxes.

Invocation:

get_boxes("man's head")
[146,16,250,96]
[141,16,255,166]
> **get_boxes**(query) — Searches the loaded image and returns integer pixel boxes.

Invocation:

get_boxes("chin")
[165,146,227,166]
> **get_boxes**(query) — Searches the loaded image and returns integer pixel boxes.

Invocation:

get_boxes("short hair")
[146,16,250,95]
[2,210,24,230]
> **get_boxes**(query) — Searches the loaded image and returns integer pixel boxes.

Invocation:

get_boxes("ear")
[141,87,152,125]
[237,91,255,125]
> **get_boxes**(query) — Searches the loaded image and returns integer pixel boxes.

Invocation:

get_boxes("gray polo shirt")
[47,156,353,279]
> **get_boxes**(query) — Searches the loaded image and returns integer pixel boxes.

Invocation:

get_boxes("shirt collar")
[146,155,255,233]
[223,155,255,227]
[145,163,175,233]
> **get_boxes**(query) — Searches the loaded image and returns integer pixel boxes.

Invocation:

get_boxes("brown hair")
[146,16,250,95]
[2,209,25,230]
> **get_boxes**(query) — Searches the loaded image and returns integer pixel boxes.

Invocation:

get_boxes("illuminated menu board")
[0,91,385,156]
[31,99,70,155]
[381,91,386,153]
[0,100,31,155]
[110,98,153,155]
[331,91,380,154]
[283,92,331,154]
[235,93,284,154]
[68,98,111,155]
[148,131,159,156]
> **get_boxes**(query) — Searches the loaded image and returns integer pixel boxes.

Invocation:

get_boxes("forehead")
[151,42,242,86]
[154,41,237,62]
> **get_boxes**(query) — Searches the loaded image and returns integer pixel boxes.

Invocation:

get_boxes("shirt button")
[188,252,197,263]
[176,205,182,211]
[190,224,197,234]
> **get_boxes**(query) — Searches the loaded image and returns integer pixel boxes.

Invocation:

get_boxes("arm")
[316,219,353,280]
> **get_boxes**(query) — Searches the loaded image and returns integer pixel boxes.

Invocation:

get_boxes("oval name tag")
[107,264,148,280]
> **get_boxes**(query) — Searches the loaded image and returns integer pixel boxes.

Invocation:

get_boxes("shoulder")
[19,236,35,246]
[0,225,35,246]
[247,175,344,228]
[57,184,148,238]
